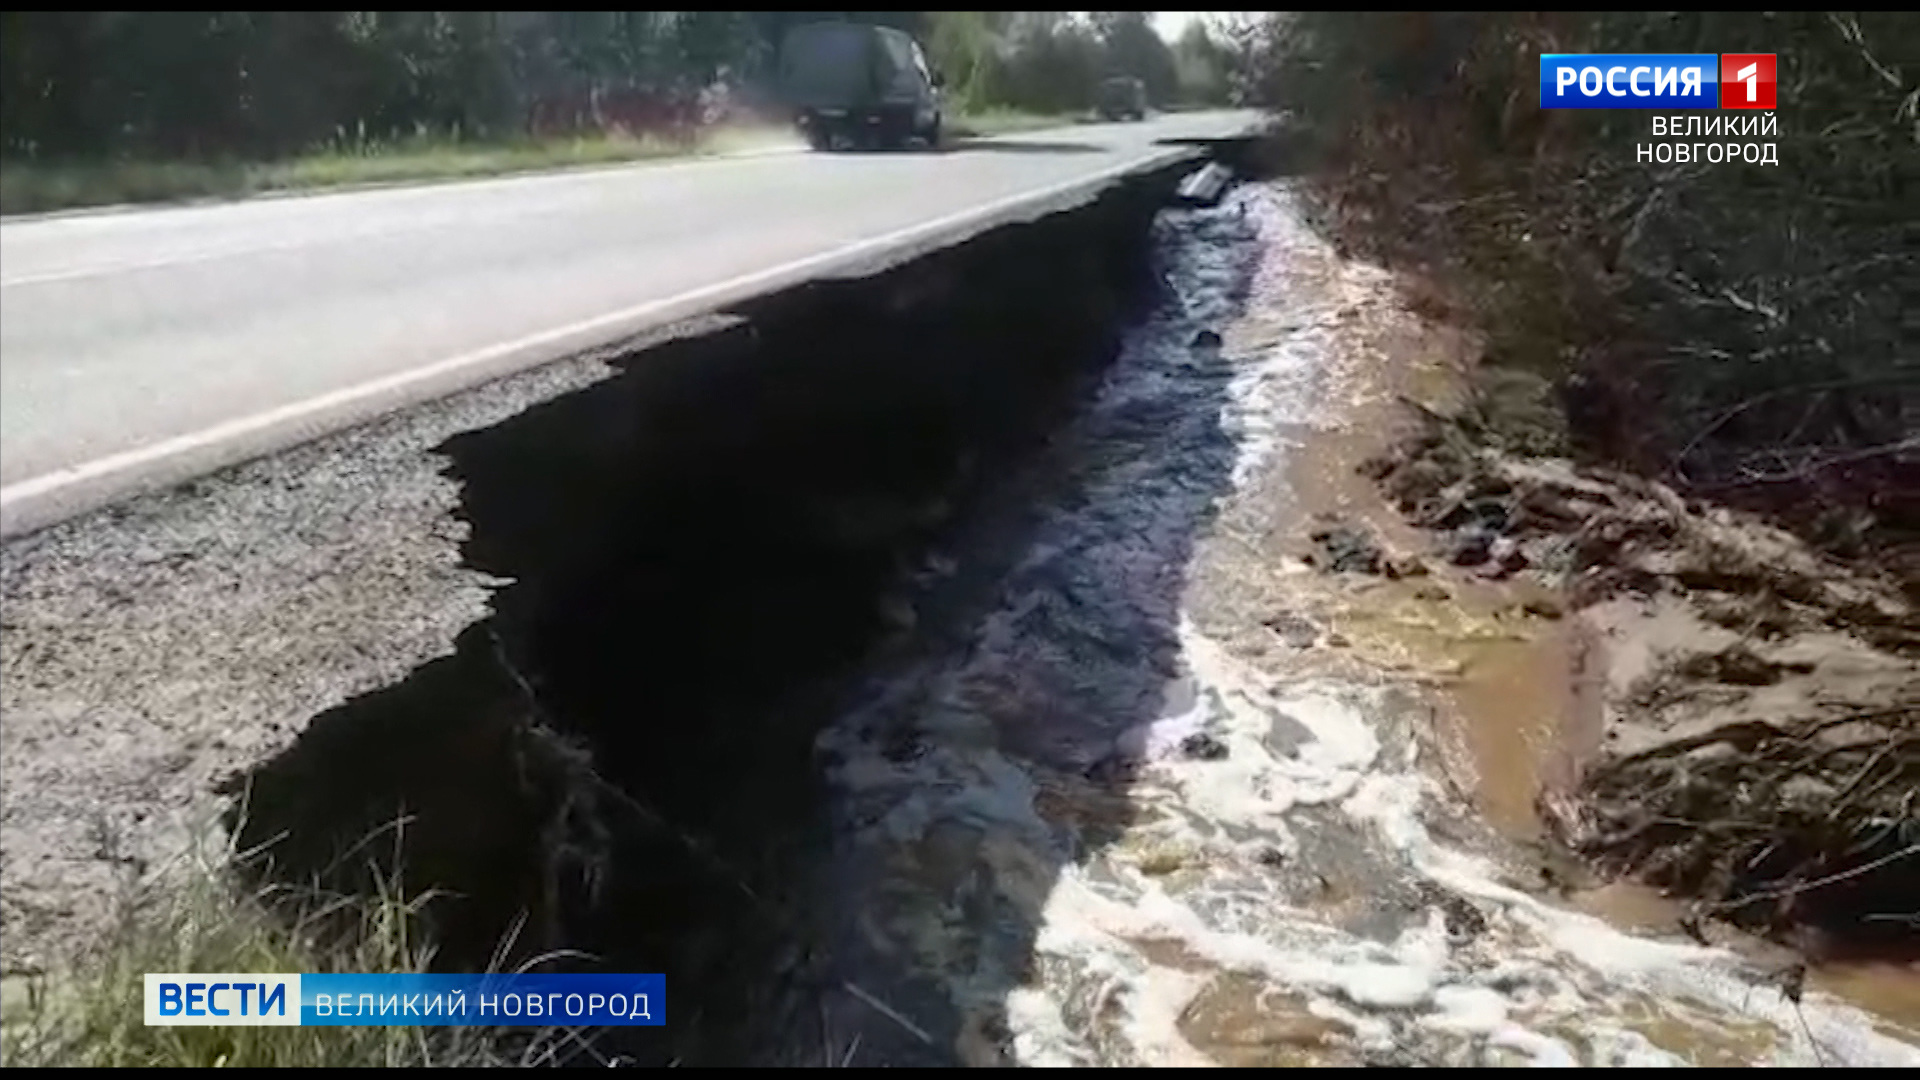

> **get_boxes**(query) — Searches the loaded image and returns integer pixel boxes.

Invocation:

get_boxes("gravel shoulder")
[0,325,716,975]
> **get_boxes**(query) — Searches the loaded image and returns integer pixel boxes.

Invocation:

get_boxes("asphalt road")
[0,111,1258,537]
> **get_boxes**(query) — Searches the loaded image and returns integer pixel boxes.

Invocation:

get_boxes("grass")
[0,125,794,217]
[947,108,1091,138]
[0,819,572,1068]
[0,108,1137,216]
[946,103,1229,138]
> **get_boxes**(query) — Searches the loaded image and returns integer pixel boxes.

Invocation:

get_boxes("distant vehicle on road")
[1097,77,1149,122]
[778,21,944,151]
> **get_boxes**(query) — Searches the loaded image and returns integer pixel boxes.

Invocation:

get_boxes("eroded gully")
[796,184,1920,1067]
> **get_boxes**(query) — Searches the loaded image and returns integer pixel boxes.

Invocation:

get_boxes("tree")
[924,12,1011,112]
[995,12,1105,112]
[0,10,1218,160]
[1089,12,1178,104]
[1172,20,1231,106]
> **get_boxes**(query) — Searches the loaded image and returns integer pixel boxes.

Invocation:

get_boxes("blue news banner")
[1540,53,1720,109]
[145,973,665,1027]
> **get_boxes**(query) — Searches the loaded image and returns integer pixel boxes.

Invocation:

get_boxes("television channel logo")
[1719,53,1777,109]
[1539,54,1777,110]
[145,972,666,1027]
[145,974,301,1026]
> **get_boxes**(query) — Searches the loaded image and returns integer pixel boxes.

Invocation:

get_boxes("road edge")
[0,140,1216,540]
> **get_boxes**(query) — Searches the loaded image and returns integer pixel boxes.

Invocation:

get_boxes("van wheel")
[806,126,833,152]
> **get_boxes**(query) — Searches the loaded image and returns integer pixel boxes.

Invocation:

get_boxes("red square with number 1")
[1721,54,1776,109]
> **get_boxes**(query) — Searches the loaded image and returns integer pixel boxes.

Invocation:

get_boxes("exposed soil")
[1363,407,1919,956]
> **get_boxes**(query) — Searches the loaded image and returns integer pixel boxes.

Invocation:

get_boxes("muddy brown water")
[1273,284,1576,843]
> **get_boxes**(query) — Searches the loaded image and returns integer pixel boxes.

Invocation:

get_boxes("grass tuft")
[0,817,568,1067]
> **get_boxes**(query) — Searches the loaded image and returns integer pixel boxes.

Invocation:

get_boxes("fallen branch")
[1704,842,1920,913]
[842,981,933,1046]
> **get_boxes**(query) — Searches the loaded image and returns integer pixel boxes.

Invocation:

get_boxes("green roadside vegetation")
[0,827,508,1067]
[1,13,1247,216]
[1258,11,1913,557]
[0,821,565,1068]
[947,109,1088,138]
[0,128,793,216]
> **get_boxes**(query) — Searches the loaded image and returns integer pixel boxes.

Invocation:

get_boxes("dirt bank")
[1364,410,1918,954]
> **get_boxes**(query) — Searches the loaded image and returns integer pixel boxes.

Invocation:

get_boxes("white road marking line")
[4,232,419,288]
[0,145,1194,516]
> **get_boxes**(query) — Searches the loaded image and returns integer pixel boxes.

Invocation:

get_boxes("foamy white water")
[813,185,1919,1067]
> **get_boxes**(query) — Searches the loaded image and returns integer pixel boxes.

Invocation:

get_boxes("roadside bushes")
[1258,12,1919,567]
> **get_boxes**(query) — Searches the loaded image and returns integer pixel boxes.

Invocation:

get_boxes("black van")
[779,21,944,150]
[1097,76,1148,122]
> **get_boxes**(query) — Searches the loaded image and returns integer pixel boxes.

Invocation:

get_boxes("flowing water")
[798,184,1919,1067]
